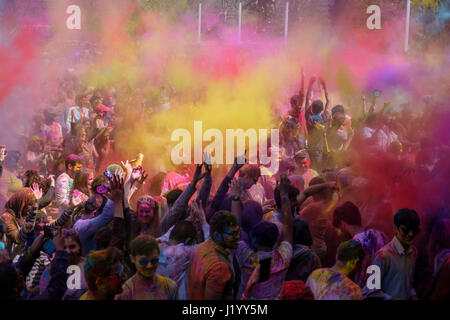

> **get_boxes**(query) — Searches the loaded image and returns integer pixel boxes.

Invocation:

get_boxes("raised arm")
[278,174,293,245]
[319,77,330,112]
[305,76,317,117]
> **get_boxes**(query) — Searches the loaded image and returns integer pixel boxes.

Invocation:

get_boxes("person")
[297,177,338,263]
[305,77,331,170]
[94,104,113,129]
[72,170,94,205]
[285,218,321,282]
[332,201,388,287]
[80,247,125,300]
[0,148,23,209]
[188,210,239,300]
[156,201,210,300]
[55,154,83,216]
[39,228,88,300]
[73,193,115,256]
[293,150,318,187]
[306,239,365,300]
[115,235,178,300]
[233,174,294,300]
[370,208,420,300]
[66,93,90,133]
[0,228,69,300]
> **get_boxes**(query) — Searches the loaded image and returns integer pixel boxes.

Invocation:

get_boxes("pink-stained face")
[137,202,155,225]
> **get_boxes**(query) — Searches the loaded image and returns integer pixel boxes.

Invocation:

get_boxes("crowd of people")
[0,69,449,301]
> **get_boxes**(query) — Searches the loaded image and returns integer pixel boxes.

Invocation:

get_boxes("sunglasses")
[138,257,160,267]
[400,225,420,235]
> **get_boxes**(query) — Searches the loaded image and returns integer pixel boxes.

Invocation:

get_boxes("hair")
[164,189,183,206]
[279,280,314,300]
[148,172,166,196]
[250,221,279,248]
[169,221,197,244]
[336,168,354,189]
[0,263,18,300]
[209,210,238,236]
[242,200,263,235]
[73,170,93,196]
[279,158,298,174]
[274,184,300,210]
[336,239,365,263]
[394,208,420,230]
[311,100,324,114]
[239,164,261,179]
[91,174,107,194]
[333,202,362,228]
[65,154,82,170]
[23,170,41,188]
[95,226,113,251]
[332,105,345,115]
[62,228,83,255]
[293,218,313,247]
[308,176,330,200]
[84,247,123,292]
[130,235,160,257]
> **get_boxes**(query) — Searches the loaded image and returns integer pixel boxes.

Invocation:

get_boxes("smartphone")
[42,239,56,256]
[258,258,272,283]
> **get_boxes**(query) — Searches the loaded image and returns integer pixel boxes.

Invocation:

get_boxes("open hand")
[31,183,43,201]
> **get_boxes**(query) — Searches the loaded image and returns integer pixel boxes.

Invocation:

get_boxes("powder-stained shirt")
[156,223,210,300]
[371,236,417,300]
[236,240,293,300]
[55,172,73,215]
[115,273,178,300]
[353,229,389,287]
[188,239,235,300]
[306,268,363,300]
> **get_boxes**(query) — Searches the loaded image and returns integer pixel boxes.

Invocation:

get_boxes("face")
[132,249,160,278]
[137,202,155,225]
[296,158,309,172]
[100,261,125,296]
[64,237,81,264]
[87,173,94,188]
[242,174,259,190]
[0,147,6,162]
[35,217,49,235]
[79,129,87,141]
[221,224,240,249]
[395,224,419,247]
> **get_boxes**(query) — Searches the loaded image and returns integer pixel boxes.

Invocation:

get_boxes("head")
[335,239,365,277]
[331,111,346,127]
[169,220,197,246]
[23,170,41,188]
[0,263,24,300]
[164,189,183,209]
[279,158,298,176]
[294,150,310,174]
[28,136,44,153]
[65,154,83,178]
[75,93,89,108]
[136,196,158,226]
[279,280,314,300]
[242,200,264,236]
[333,202,362,236]
[84,247,125,299]
[73,170,93,196]
[309,176,333,202]
[290,94,301,109]
[62,228,83,265]
[5,188,35,219]
[84,194,106,219]
[293,218,313,247]
[210,210,240,249]
[288,174,305,193]
[34,211,49,235]
[331,105,345,117]
[91,174,109,195]
[394,209,420,248]
[274,184,300,215]
[311,100,324,115]
[130,235,160,278]
[238,165,261,190]
[250,221,279,251]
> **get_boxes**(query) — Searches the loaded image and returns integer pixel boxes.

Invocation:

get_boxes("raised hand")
[31,183,43,201]
[230,177,242,198]
[109,172,125,204]
[52,227,64,251]
[121,160,133,183]
[188,200,206,225]
[192,163,207,185]
[203,151,212,176]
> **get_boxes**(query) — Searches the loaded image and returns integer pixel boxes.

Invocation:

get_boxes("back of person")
[188,239,234,300]
[306,268,362,300]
